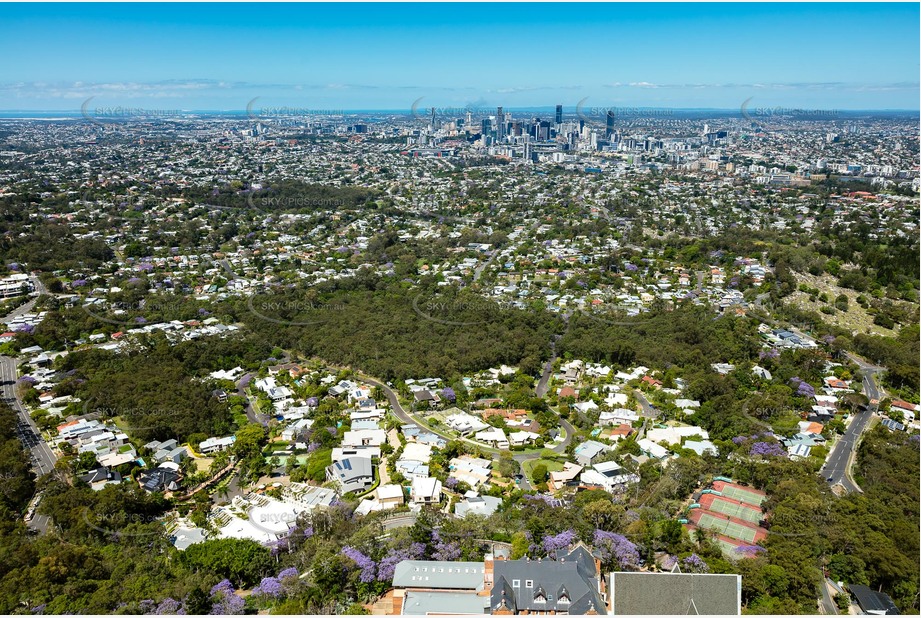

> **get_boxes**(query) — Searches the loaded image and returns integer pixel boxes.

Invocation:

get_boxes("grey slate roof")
[392,560,486,590]
[491,549,606,615]
[609,571,741,615]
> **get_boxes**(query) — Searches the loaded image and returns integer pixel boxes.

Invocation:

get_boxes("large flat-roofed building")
[389,560,488,615]
[608,571,741,615]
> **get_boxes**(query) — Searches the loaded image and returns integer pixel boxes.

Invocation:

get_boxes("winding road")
[820,353,885,494]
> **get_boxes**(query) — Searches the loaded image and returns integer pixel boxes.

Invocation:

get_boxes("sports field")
[714,482,766,507]
[704,496,763,524]
[714,536,743,555]
[694,511,760,543]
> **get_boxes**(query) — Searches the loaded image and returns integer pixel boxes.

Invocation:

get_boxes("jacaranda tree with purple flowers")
[593,529,640,570]
[681,554,710,573]
[341,546,377,583]
[541,529,577,555]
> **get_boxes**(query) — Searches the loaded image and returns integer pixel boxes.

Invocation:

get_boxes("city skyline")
[0,2,918,111]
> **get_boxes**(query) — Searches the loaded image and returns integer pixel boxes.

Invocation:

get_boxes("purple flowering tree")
[376,543,426,582]
[441,387,456,403]
[278,566,300,593]
[342,546,377,583]
[749,441,787,458]
[593,529,640,570]
[681,554,710,573]
[155,598,182,615]
[789,377,816,398]
[252,576,283,601]
[209,580,244,615]
[734,545,766,557]
[541,529,577,554]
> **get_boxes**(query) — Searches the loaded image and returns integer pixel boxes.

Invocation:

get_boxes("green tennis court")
[717,484,766,507]
[714,537,742,555]
[707,498,763,524]
[695,512,759,543]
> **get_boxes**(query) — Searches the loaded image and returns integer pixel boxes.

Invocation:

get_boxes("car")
[826,477,834,482]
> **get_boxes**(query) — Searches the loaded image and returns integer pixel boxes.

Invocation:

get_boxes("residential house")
[599,408,639,426]
[342,428,386,448]
[199,435,235,454]
[574,440,611,466]
[411,477,442,505]
[80,467,123,491]
[454,492,503,518]
[848,584,900,615]
[376,484,405,508]
[139,463,181,493]
[580,461,639,493]
[475,427,510,449]
[548,462,583,491]
[326,457,374,494]
[637,439,670,460]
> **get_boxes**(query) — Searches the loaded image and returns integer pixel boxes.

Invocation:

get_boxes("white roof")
[411,476,442,498]
[376,484,404,500]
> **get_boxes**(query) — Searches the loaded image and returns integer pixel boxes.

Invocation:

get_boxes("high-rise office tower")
[606,110,616,138]
[496,106,505,139]
[555,104,563,125]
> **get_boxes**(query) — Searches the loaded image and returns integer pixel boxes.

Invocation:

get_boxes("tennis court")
[705,497,763,524]
[715,483,766,507]
[714,536,743,555]
[694,511,760,543]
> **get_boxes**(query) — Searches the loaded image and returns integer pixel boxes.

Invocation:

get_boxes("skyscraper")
[555,104,563,125]
[606,110,616,138]
[496,106,505,139]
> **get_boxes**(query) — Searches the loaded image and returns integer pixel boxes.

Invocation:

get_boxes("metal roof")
[392,560,485,590]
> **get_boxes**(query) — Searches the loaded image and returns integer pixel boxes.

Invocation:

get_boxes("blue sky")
[0,3,918,111]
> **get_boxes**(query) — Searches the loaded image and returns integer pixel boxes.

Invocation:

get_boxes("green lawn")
[522,458,565,481]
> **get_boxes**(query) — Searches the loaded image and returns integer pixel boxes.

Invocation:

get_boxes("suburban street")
[634,389,660,419]
[350,371,574,489]
[1,275,55,533]
[534,334,561,398]
[819,577,839,615]
[821,353,885,494]
[235,372,270,426]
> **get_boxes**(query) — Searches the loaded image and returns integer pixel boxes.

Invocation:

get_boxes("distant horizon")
[0,106,918,115]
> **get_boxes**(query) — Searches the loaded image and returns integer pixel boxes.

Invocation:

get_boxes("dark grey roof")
[81,467,120,484]
[609,571,741,615]
[849,584,900,614]
[491,556,606,614]
[139,468,179,492]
